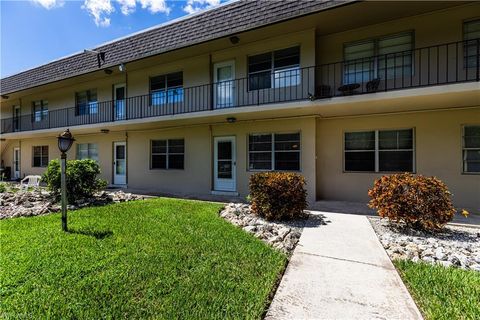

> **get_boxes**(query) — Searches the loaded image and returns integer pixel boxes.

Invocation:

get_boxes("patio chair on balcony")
[314,85,332,99]
[366,78,381,93]
[20,175,42,191]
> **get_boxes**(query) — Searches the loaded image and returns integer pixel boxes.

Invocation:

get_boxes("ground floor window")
[76,143,99,161]
[32,146,49,167]
[344,129,414,172]
[248,132,300,171]
[151,139,184,169]
[463,125,480,173]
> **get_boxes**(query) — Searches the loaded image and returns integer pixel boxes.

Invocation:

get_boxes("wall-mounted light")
[104,69,113,75]
[100,129,110,134]
[1,95,9,99]
[119,63,126,72]
[226,117,236,123]
[229,36,240,45]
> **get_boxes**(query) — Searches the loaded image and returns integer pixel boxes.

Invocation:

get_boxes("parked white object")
[20,175,42,191]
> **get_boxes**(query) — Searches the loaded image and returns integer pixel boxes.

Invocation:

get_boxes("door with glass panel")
[114,84,126,120]
[113,142,126,185]
[13,106,20,132]
[13,147,20,179]
[214,136,236,191]
[214,61,235,108]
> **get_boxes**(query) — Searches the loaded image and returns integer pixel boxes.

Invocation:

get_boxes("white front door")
[113,142,127,185]
[114,84,126,120]
[214,136,236,192]
[214,61,235,108]
[13,147,20,179]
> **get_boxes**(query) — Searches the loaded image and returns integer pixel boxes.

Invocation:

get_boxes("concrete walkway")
[266,211,423,320]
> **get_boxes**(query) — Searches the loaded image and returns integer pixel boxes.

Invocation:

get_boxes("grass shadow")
[67,228,113,239]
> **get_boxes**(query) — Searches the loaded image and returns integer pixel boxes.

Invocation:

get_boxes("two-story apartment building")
[1,0,479,211]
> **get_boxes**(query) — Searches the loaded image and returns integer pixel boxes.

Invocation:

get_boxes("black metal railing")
[1,39,478,134]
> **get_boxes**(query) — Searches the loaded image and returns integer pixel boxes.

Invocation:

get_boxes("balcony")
[1,39,479,134]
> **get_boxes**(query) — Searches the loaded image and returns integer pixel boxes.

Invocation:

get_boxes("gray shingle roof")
[0,0,348,95]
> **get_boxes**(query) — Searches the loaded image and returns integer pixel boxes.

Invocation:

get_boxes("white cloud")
[82,0,115,27]
[31,0,65,10]
[32,0,171,27]
[183,0,220,14]
[116,0,136,15]
[138,0,170,14]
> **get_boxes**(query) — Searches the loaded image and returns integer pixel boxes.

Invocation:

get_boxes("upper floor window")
[464,19,480,68]
[77,143,99,162]
[76,89,98,115]
[248,46,300,90]
[463,125,480,173]
[150,72,183,106]
[32,100,48,122]
[344,129,414,172]
[344,32,413,84]
[32,146,49,167]
[151,139,185,169]
[248,132,300,171]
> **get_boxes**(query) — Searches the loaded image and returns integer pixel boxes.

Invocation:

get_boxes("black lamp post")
[57,129,75,231]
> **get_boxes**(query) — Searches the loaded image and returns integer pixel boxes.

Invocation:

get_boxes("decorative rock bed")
[370,218,480,271]
[0,189,144,219]
[219,203,306,254]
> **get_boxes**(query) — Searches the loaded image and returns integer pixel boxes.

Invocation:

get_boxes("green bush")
[42,159,107,203]
[0,182,6,193]
[368,173,456,230]
[249,172,307,221]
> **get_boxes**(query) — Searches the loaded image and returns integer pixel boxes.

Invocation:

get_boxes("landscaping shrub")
[42,159,107,203]
[368,173,456,230]
[249,172,307,221]
[0,182,6,193]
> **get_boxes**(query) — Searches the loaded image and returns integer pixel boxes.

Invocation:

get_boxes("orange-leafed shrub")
[249,172,307,221]
[368,173,456,230]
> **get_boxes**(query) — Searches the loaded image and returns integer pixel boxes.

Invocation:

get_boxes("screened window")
[32,100,48,122]
[75,89,98,115]
[464,20,480,68]
[463,125,480,173]
[344,129,414,172]
[248,133,300,171]
[344,32,413,84]
[151,139,184,169]
[76,143,98,161]
[33,146,49,167]
[248,46,300,90]
[150,72,183,106]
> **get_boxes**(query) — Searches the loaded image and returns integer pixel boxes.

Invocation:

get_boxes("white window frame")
[462,125,480,174]
[75,89,98,115]
[76,143,99,161]
[344,128,415,173]
[32,100,48,122]
[150,139,185,170]
[248,46,301,91]
[248,132,301,172]
[463,19,480,69]
[32,145,49,167]
[343,31,414,84]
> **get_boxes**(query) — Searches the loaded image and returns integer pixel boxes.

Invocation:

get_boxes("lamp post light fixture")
[57,129,75,231]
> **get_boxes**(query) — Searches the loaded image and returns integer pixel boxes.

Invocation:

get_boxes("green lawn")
[0,198,287,319]
[394,260,480,320]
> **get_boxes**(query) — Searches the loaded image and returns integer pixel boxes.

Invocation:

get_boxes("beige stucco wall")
[316,108,480,212]
[0,132,125,183]
[316,4,479,64]
[127,117,317,203]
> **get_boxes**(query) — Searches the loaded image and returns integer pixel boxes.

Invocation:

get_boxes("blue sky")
[0,0,227,78]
